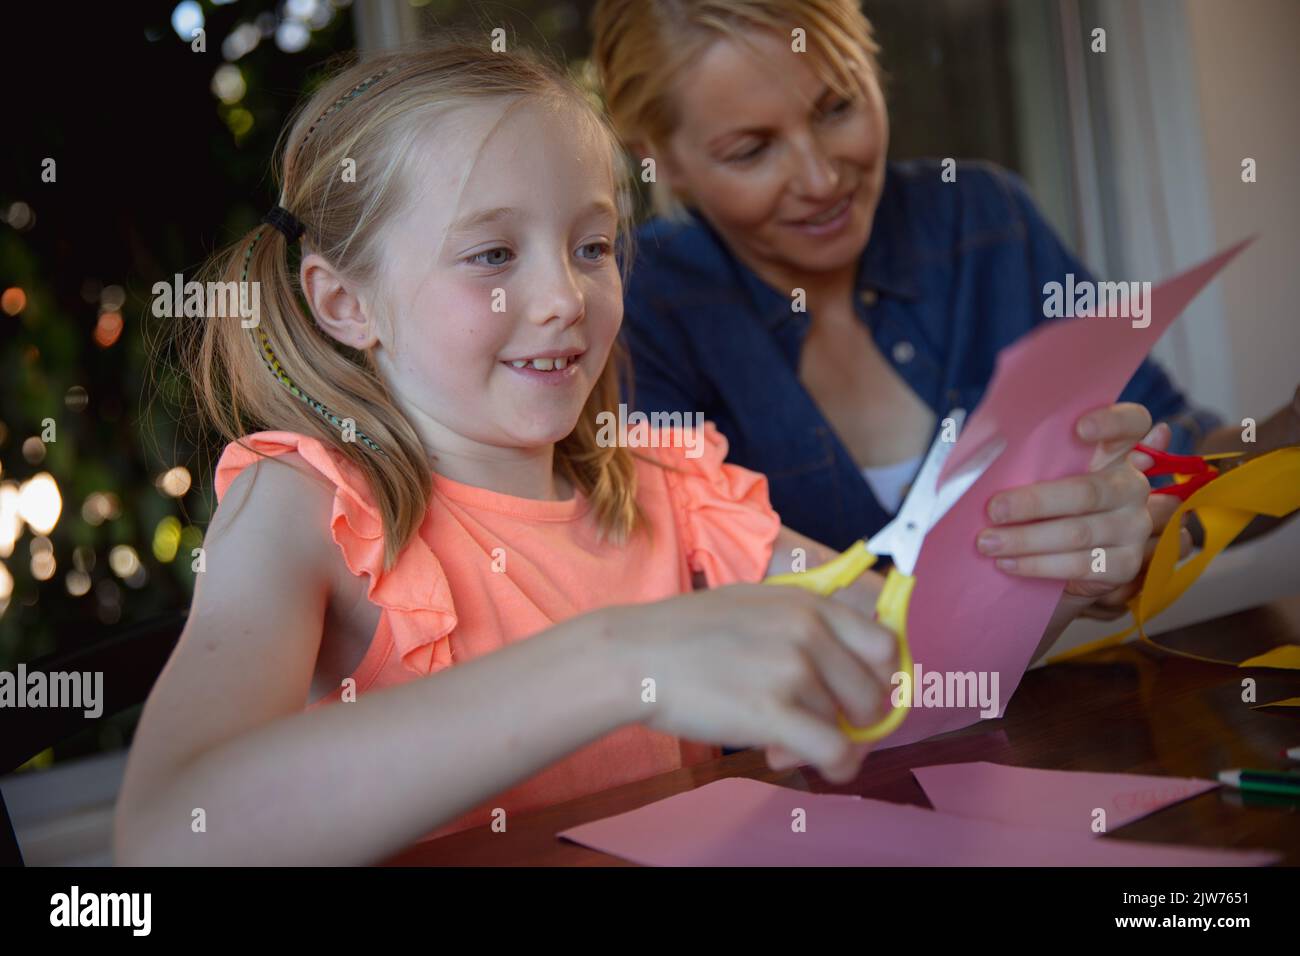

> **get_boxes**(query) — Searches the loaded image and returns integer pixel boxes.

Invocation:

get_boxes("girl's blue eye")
[577,241,610,261]
[470,247,513,267]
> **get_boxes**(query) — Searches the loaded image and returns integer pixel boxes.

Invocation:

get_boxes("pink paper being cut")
[912,762,1218,833]
[557,777,1275,866]
[872,241,1253,750]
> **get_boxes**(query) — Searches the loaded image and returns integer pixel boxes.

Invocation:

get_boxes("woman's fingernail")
[1078,419,1099,441]
[977,531,1003,554]
[988,497,1011,522]
[996,558,1018,571]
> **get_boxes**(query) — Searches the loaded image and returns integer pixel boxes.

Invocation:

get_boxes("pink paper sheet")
[873,241,1254,750]
[912,762,1218,834]
[558,777,1277,866]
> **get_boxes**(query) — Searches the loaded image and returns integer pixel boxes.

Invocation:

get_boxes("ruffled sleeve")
[637,421,781,587]
[214,431,458,676]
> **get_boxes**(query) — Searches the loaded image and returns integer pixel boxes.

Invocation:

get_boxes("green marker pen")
[1218,768,1300,797]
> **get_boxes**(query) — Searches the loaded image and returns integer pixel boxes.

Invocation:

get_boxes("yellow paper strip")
[1239,646,1300,670]
[1050,447,1300,666]
[1251,696,1300,709]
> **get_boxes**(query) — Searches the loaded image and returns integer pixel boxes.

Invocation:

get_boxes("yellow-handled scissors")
[763,409,996,743]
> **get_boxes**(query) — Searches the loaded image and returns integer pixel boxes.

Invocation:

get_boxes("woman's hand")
[607,584,898,783]
[1080,421,1194,619]
[975,403,1154,599]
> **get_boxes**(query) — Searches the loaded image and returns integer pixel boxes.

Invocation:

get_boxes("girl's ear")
[300,253,378,349]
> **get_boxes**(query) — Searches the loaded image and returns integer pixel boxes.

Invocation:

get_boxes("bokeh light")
[94,311,123,348]
[65,569,92,597]
[65,385,89,412]
[153,516,183,562]
[221,22,262,60]
[171,1,204,42]
[109,544,141,579]
[31,549,56,582]
[275,19,310,53]
[18,473,62,535]
[81,491,121,527]
[22,436,47,465]
[2,287,26,315]
[0,561,12,618]
[0,483,21,558]
[225,107,254,139]
[99,284,125,311]
[156,466,192,498]
[212,64,247,104]
[31,538,56,583]
[5,201,34,230]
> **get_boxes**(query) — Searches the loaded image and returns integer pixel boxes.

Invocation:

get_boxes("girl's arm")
[118,615,637,867]
[114,456,639,867]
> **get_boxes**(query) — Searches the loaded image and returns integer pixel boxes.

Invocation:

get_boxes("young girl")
[115,41,1156,866]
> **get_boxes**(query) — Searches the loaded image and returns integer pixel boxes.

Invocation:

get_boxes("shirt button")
[859,288,879,307]
[892,340,916,364]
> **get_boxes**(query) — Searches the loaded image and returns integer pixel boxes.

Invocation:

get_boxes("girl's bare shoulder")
[206,449,341,589]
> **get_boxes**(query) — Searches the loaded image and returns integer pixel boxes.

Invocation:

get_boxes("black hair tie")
[262,205,306,243]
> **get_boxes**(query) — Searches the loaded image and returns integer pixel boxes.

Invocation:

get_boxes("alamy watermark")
[1,665,103,718]
[50,886,150,935]
[1042,274,1152,328]
[595,404,706,459]
[891,663,1000,719]
[152,273,260,327]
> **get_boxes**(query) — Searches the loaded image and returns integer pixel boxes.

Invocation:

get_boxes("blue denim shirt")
[621,159,1221,551]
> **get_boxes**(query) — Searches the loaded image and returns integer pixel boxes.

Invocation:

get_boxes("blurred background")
[1,0,1297,863]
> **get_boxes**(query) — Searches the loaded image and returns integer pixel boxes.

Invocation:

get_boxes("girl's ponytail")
[242,212,384,457]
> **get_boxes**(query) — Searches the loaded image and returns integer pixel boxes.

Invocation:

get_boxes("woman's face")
[656,27,889,289]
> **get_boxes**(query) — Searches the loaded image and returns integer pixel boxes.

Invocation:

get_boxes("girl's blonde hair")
[179,39,640,573]
[592,0,881,219]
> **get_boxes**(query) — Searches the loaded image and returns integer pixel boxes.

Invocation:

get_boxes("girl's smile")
[500,349,587,385]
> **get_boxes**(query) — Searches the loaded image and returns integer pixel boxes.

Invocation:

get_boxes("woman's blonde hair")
[176,38,641,573]
[592,0,881,219]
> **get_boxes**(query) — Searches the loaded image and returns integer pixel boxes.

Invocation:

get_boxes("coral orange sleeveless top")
[213,423,780,843]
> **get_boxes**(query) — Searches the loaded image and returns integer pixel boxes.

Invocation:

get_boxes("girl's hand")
[606,584,898,783]
[975,403,1154,598]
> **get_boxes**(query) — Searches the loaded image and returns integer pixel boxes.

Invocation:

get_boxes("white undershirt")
[860,454,924,513]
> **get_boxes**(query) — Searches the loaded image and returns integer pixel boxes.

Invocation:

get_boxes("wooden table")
[386,597,1300,866]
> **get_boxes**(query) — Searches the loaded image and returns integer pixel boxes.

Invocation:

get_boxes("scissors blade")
[866,409,1002,575]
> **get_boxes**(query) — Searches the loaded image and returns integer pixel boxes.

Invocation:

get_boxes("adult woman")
[593,0,1299,558]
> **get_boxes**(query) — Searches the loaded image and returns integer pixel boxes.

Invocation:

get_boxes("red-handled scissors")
[1135,444,1245,501]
